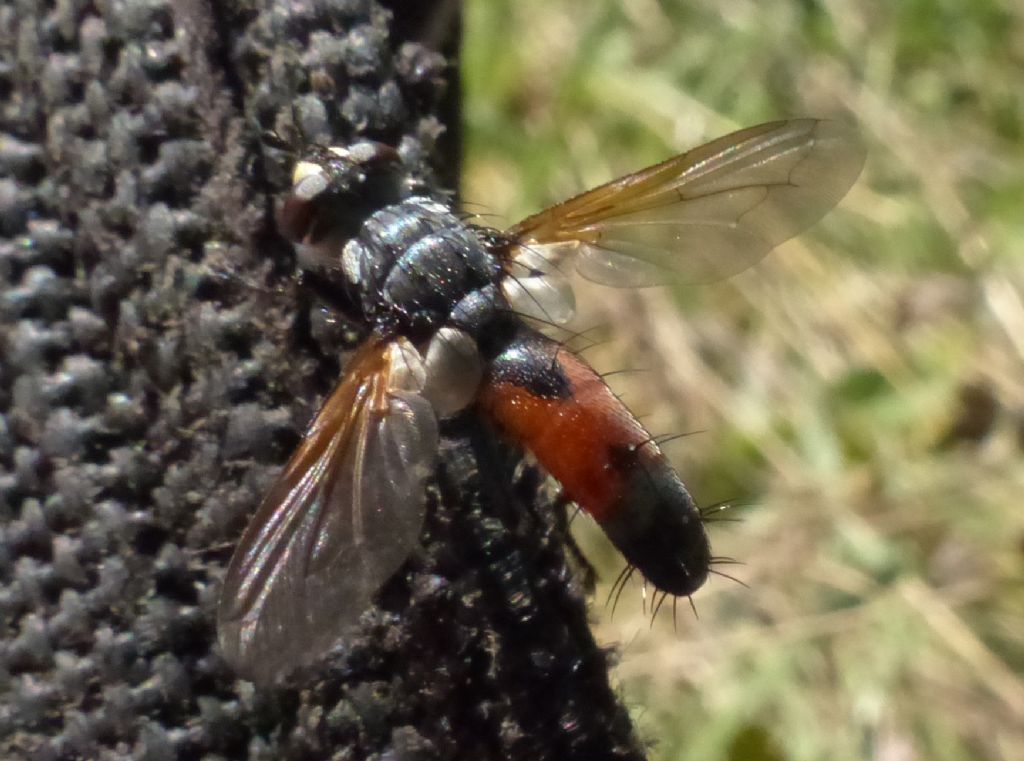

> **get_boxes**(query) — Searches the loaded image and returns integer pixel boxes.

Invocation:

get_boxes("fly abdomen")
[477,327,710,596]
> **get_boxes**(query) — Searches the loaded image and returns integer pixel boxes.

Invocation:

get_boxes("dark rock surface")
[0,1,646,759]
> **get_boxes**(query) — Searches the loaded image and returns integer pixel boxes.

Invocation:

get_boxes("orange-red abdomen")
[477,328,710,596]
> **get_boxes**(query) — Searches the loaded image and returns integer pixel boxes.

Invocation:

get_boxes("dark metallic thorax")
[280,142,511,348]
[340,198,506,343]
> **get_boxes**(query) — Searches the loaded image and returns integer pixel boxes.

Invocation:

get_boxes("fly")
[218,120,866,683]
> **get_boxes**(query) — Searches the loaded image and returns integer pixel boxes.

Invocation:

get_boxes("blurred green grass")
[462,2,1024,760]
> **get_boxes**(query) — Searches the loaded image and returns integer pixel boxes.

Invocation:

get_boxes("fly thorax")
[347,198,503,339]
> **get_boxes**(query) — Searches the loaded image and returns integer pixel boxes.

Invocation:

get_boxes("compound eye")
[278,163,332,242]
[278,191,321,243]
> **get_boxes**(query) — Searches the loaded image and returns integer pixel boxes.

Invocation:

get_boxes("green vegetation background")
[462,2,1024,760]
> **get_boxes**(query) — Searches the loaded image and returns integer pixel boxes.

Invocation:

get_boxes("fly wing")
[506,119,865,288]
[217,338,439,684]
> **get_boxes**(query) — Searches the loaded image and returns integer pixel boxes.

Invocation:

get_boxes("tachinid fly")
[218,120,866,683]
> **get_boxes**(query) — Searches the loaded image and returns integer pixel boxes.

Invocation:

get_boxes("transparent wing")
[506,119,866,288]
[217,338,439,684]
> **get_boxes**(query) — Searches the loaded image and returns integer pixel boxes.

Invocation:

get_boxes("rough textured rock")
[0,1,647,759]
